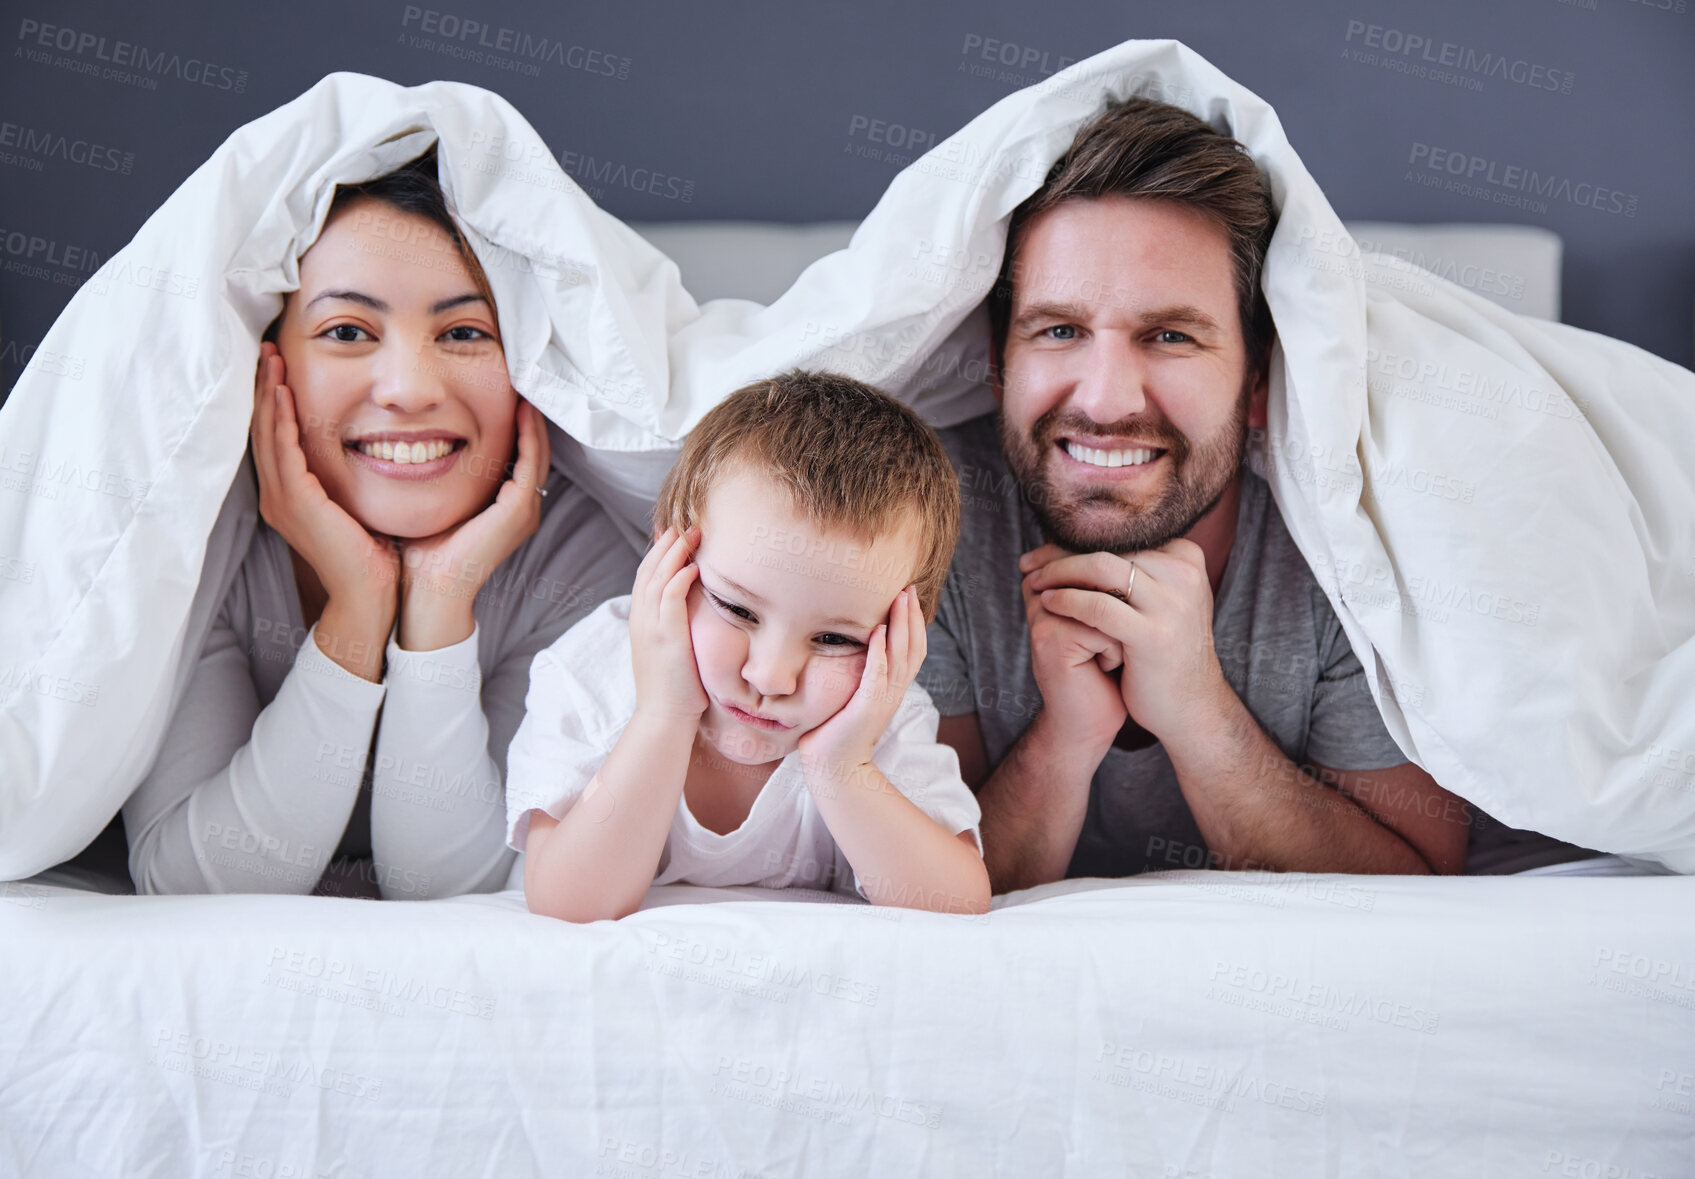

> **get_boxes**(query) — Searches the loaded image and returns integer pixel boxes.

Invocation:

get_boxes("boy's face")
[685,465,922,767]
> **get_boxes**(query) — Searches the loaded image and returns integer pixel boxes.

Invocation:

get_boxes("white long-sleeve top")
[123,467,638,898]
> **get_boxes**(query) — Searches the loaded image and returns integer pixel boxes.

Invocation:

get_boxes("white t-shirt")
[505,597,983,897]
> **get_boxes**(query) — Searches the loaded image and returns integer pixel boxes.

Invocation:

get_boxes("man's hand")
[1022,539,1232,743]
[799,585,923,779]
[630,524,709,724]
[1018,551,1128,756]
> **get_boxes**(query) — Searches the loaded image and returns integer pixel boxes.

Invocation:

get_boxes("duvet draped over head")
[3,40,1694,879]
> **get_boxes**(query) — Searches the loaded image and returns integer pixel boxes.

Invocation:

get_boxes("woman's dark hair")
[265,146,492,340]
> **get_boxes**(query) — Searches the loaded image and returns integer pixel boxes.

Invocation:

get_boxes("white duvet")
[2,40,1694,877]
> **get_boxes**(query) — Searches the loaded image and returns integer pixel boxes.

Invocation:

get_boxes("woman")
[123,151,638,898]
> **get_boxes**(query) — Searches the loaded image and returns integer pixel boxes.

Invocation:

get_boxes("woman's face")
[272,197,518,539]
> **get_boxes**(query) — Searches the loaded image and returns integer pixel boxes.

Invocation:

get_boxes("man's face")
[684,465,921,768]
[996,196,1265,554]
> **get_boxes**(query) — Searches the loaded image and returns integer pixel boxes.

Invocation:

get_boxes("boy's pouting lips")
[685,464,922,767]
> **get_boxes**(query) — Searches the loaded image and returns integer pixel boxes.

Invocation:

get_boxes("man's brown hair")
[653,370,961,622]
[988,96,1277,378]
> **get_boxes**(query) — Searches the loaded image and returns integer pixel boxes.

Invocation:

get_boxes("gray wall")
[3,0,1692,401]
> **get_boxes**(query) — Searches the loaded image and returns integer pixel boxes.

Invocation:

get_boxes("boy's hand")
[630,524,708,723]
[799,585,924,780]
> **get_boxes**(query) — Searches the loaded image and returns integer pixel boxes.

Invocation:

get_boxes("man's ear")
[1247,356,1271,431]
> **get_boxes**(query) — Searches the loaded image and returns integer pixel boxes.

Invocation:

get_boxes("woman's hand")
[629,524,709,725]
[251,343,398,678]
[396,398,550,651]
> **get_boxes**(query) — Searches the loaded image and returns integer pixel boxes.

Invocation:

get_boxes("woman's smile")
[343,433,469,481]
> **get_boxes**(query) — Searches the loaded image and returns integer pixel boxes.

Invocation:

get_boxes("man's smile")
[1057,437,1168,476]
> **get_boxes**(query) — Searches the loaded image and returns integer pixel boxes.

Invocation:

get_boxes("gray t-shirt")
[917,414,1408,878]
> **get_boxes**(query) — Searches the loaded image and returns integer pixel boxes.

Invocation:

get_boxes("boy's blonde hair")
[653,370,961,622]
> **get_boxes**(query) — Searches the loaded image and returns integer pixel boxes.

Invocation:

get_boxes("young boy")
[506,371,991,921]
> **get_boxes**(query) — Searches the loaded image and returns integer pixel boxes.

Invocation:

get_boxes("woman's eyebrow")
[431,293,489,314]
[306,288,387,312]
[301,291,487,314]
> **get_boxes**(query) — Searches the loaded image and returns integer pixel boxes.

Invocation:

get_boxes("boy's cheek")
[687,610,740,686]
[807,654,867,716]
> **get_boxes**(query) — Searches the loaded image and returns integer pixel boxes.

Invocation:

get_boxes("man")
[917,97,1476,893]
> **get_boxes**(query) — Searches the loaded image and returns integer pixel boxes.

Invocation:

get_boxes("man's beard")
[998,385,1250,555]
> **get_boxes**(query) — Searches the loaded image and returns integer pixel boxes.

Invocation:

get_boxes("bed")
[6,219,1692,1178]
[5,863,1691,1176]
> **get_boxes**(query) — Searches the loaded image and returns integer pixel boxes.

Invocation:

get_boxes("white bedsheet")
[2,874,1690,1176]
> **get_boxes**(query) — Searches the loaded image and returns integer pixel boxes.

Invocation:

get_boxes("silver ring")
[536,486,549,498]
[1125,560,1137,605]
